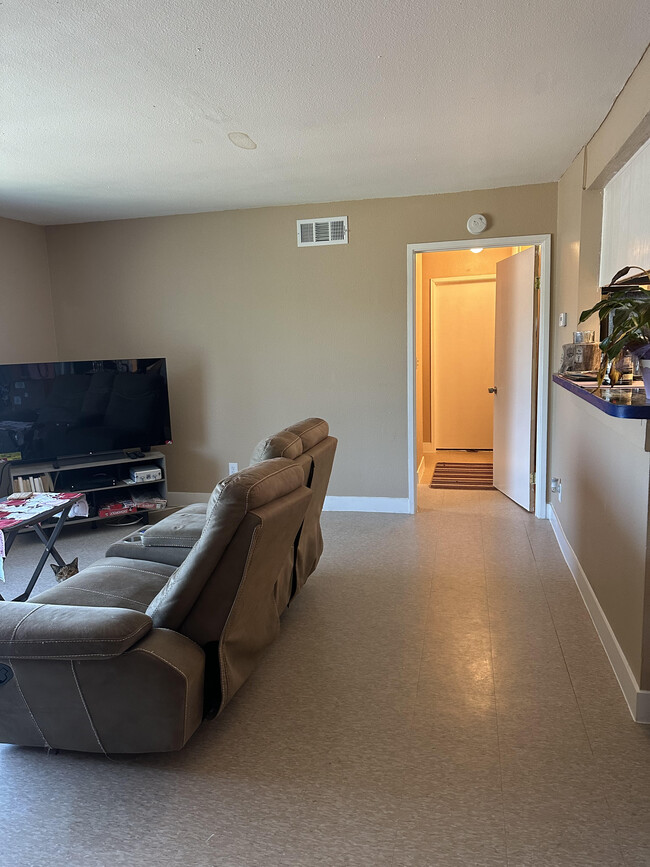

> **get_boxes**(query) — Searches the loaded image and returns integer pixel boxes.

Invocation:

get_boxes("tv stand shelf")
[9,451,167,528]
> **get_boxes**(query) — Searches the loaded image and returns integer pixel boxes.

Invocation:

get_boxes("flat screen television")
[0,358,173,464]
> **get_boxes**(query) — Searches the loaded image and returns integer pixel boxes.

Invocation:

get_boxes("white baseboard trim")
[167,491,210,507]
[417,456,427,484]
[323,496,411,514]
[548,503,650,724]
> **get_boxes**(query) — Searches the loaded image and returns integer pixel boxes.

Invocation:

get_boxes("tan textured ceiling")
[2,0,649,224]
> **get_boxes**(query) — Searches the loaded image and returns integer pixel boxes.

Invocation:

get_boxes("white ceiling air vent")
[297,216,348,247]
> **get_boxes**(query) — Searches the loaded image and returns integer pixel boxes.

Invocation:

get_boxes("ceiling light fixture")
[228,132,257,150]
[470,247,483,253]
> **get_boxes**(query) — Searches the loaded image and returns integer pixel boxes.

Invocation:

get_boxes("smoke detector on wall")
[297,216,348,247]
[467,214,487,234]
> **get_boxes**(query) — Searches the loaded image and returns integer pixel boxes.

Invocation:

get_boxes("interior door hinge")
[529,472,536,486]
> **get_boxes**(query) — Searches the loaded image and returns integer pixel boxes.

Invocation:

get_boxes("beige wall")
[0,217,57,364]
[549,47,650,688]
[552,388,649,684]
[45,184,557,498]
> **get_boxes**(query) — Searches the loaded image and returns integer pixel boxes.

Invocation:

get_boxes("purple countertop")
[553,374,650,419]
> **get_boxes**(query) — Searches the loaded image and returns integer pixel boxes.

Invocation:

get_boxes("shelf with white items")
[8,451,168,527]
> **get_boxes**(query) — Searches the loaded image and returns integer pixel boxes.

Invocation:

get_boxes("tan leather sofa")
[0,458,310,753]
[106,418,337,609]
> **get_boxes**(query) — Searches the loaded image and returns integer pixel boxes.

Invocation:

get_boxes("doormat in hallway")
[430,462,495,490]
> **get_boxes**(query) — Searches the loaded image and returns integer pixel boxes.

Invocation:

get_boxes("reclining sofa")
[0,458,311,753]
[106,418,337,611]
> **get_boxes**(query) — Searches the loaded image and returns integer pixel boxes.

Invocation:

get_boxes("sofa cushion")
[179,503,208,516]
[0,603,152,659]
[141,509,207,548]
[31,558,176,612]
[105,504,209,562]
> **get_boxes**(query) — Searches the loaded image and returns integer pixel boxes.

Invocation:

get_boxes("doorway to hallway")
[422,249,510,470]
[406,235,551,518]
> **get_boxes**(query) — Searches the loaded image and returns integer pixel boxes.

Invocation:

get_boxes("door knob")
[488,387,497,394]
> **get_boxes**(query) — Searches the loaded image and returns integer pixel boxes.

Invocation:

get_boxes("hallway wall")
[549,47,650,690]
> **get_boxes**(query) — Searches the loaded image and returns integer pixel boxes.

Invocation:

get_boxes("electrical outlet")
[228,462,239,475]
[551,477,562,501]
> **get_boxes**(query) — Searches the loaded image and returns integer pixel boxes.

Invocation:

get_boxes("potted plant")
[578,267,650,394]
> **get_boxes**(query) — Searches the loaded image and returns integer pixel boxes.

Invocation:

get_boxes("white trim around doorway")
[406,235,551,518]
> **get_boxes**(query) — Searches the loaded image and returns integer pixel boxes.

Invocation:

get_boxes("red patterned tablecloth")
[0,493,88,562]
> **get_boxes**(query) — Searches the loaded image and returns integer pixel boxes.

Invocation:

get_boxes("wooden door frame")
[406,235,551,518]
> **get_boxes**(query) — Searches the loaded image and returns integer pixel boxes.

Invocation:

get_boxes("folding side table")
[0,493,84,602]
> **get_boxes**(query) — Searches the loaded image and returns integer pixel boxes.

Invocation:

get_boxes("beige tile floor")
[1,487,649,866]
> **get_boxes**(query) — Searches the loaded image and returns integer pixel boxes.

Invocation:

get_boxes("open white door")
[492,247,537,511]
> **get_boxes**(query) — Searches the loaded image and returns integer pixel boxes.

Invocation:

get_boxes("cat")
[50,557,79,582]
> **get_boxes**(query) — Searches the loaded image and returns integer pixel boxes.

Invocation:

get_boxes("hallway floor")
[423,447,493,473]
[1,491,649,866]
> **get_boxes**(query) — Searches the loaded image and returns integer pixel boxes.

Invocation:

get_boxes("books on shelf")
[12,473,54,494]
[9,470,166,516]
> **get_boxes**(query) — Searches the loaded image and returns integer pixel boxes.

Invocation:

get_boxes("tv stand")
[51,450,130,470]
[8,451,168,529]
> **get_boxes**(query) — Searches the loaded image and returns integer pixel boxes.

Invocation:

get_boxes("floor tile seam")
[523,532,631,865]
[522,520,597,757]
[598,790,633,867]
[388,538,442,867]
[520,520,631,863]
[412,539,441,707]
[478,513,510,866]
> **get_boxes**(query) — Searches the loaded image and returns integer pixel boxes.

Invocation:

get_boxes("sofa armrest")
[0,602,152,659]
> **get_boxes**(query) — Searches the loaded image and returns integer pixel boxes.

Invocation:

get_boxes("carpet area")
[430,461,495,490]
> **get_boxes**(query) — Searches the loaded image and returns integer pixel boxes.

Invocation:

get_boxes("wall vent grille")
[297,216,348,247]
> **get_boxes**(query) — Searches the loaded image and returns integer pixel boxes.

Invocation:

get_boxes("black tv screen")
[0,358,173,464]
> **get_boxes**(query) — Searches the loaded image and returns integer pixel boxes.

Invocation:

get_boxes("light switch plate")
[559,313,568,327]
